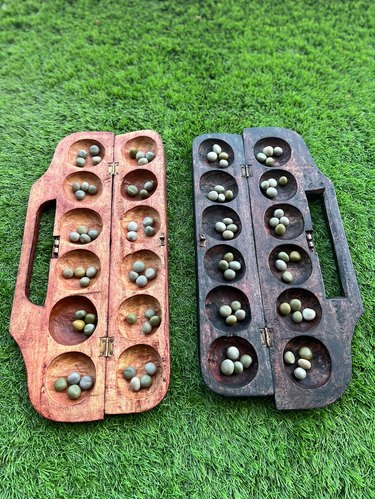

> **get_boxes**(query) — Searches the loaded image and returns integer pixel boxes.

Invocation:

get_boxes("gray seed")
[224,252,234,262]
[222,230,234,240]
[290,299,302,311]
[263,146,274,157]
[129,377,141,392]
[275,224,286,236]
[75,190,86,200]
[219,152,229,160]
[62,267,74,279]
[124,367,136,380]
[69,231,80,243]
[284,351,295,365]
[67,372,81,385]
[136,275,148,288]
[299,347,313,360]
[282,271,293,283]
[135,151,145,160]
[214,185,225,193]
[225,190,234,201]
[72,182,81,192]
[292,311,303,323]
[74,310,87,319]
[145,309,156,319]
[139,189,149,199]
[127,221,138,232]
[92,156,102,165]
[88,229,99,240]
[83,323,95,336]
[302,308,316,321]
[86,266,97,278]
[219,305,232,318]
[78,149,87,158]
[273,209,284,218]
[212,144,222,154]
[144,181,154,192]
[79,375,94,390]
[143,216,154,227]
[219,159,229,168]
[88,185,97,195]
[279,176,288,185]
[144,226,155,236]
[208,191,219,201]
[142,322,152,334]
[298,358,311,370]
[240,354,252,368]
[256,152,267,163]
[294,367,307,380]
[146,151,155,161]
[269,217,280,228]
[133,261,145,273]
[79,234,91,244]
[145,362,157,376]
[140,374,153,388]
[221,359,234,376]
[127,185,138,197]
[260,181,269,190]
[76,157,86,167]
[275,259,287,271]
[145,268,157,280]
[229,261,241,271]
[273,146,283,156]
[80,277,91,287]
[268,178,278,188]
[230,301,241,312]
[234,361,244,374]
[128,271,139,282]
[266,187,278,198]
[149,315,161,327]
[77,225,88,234]
[235,309,246,321]
[218,260,229,271]
[277,252,289,262]
[289,251,301,262]
[207,151,218,162]
[89,145,100,155]
[138,157,149,166]
[279,216,290,226]
[223,269,236,280]
[217,193,226,202]
[215,222,226,233]
[265,157,275,167]
[84,314,96,324]
[127,231,138,242]
[226,314,237,325]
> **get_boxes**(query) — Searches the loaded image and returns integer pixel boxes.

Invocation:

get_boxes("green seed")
[273,209,284,218]
[127,231,138,242]
[85,314,96,324]
[74,267,86,278]
[265,157,275,166]
[86,266,97,278]
[292,311,303,323]
[80,277,91,287]
[230,301,241,311]
[63,267,74,279]
[222,230,234,240]
[143,216,154,227]
[218,260,229,271]
[260,181,269,190]
[145,268,157,280]
[138,157,149,166]
[266,187,278,198]
[219,152,229,160]
[67,372,81,385]
[273,146,283,156]
[226,315,237,325]
[275,224,286,236]
[126,314,137,325]
[219,159,228,168]
[140,374,153,388]
[129,377,141,392]
[79,375,94,390]
[221,359,234,376]
[149,315,161,327]
[279,302,291,315]
[88,229,99,239]
[80,234,91,244]
[290,299,302,311]
[282,271,293,283]
[92,156,102,166]
[133,261,145,273]
[275,259,287,271]
[145,308,156,319]
[207,151,217,162]
[290,251,301,262]
[208,191,219,201]
[263,146,273,157]
[67,384,82,400]
[72,182,81,192]
[144,180,154,192]
[124,367,136,380]
[144,226,155,236]
[136,275,148,287]
[77,225,88,234]
[127,185,138,197]
[226,224,238,233]
[256,152,267,163]
[54,377,68,392]
[75,190,86,200]
[299,347,313,360]
[224,252,234,262]
[277,252,289,262]
[74,310,87,320]
[225,190,234,201]
[223,269,236,280]
[219,305,232,318]
[89,145,100,155]
[76,157,86,167]
[142,322,152,334]
[269,217,279,228]
[235,309,246,321]
[72,320,85,331]
[234,361,244,374]
[284,351,295,365]
[240,354,252,368]
[294,367,306,380]
[146,151,155,161]
[88,185,97,195]
[129,271,138,282]
[215,222,226,233]
[212,144,222,154]
[139,189,149,199]
[279,176,288,185]
[298,359,311,370]
[302,308,316,321]
[83,324,95,336]
[145,362,157,376]
[129,148,137,159]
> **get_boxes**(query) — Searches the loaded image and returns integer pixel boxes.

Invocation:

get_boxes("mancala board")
[10,130,170,422]
[192,127,363,410]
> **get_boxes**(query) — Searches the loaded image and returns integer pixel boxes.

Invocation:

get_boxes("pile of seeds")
[218,252,241,281]
[260,176,288,198]
[128,260,157,288]
[126,308,161,335]
[69,225,100,244]
[72,309,97,337]
[129,147,155,165]
[54,371,95,399]
[75,144,102,167]
[71,181,98,201]
[126,216,155,241]
[126,179,155,199]
[268,208,290,236]
[206,144,229,168]
[274,249,302,283]
[256,145,283,166]
[123,361,157,392]
[62,265,98,287]
[207,185,233,202]
[219,301,246,326]
[215,217,238,240]
[284,346,313,381]
[278,298,317,323]
[220,346,253,376]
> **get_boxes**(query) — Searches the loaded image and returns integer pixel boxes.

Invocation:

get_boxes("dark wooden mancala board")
[10,131,170,422]
[192,127,363,410]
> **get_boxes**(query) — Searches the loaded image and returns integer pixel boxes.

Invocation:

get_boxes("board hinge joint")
[52,236,60,258]
[306,230,315,250]
[108,161,119,175]
[100,337,114,357]
[241,164,252,177]
[260,327,272,347]
[199,233,207,247]
[159,232,166,246]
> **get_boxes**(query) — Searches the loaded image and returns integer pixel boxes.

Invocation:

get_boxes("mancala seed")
[129,377,141,392]
[299,347,313,360]
[133,261,146,273]
[282,271,293,283]
[138,157,149,166]
[230,301,241,312]
[88,229,99,239]
[207,151,218,162]
[67,384,82,400]
[76,157,86,167]
[266,187,278,198]
[298,359,311,370]
[290,299,302,311]
[72,320,85,332]
[146,151,155,161]
[145,362,157,376]
[208,191,219,201]
[226,224,238,233]
[127,185,138,197]
[145,268,157,280]
[128,271,138,282]
[74,267,86,278]
[218,193,226,202]
[294,367,307,380]
[78,149,87,158]
[75,190,86,200]
[139,189,149,199]
[136,151,145,160]
[268,178,278,188]
[256,152,267,163]
[80,234,91,244]
[234,361,244,374]
[302,308,316,321]
[212,144,222,154]
[263,146,274,157]
[79,375,94,390]
[67,372,81,385]
[85,314,96,324]
[144,226,155,236]
[277,252,289,263]
[276,259,287,271]
[80,277,91,287]
[77,225,88,234]
[225,190,234,201]
[274,209,284,218]
[127,231,138,242]
[124,366,136,380]
[144,181,154,192]
[219,152,229,160]
[214,185,225,193]
[275,224,286,236]
[226,315,237,325]
[74,310,87,320]
[83,324,95,336]
[289,251,301,262]
[226,346,240,360]
[215,222,226,233]
[279,216,290,226]
[128,221,138,232]
[235,309,246,321]
[273,146,283,156]
[142,322,152,334]
[279,176,288,185]
[292,311,303,323]
[224,269,236,280]
[219,160,229,168]
[269,217,279,228]
[81,182,89,192]
[279,302,291,315]
[89,145,100,155]
[149,315,161,327]
[129,148,137,159]
[86,266,97,278]
[88,185,97,195]
[63,267,74,279]
[222,218,233,225]
[222,230,234,240]
[283,351,295,365]
[224,253,234,262]
[229,261,241,271]
[72,182,81,192]
[126,313,137,325]
[145,308,156,319]
[260,181,269,190]
[218,260,229,271]
[54,378,68,392]
[140,374,153,388]
[240,354,252,368]
[266,157,275,166]
[143,216,154,227]
[136,275,148,287]
[221,359,234,376]
[219,305,232,317]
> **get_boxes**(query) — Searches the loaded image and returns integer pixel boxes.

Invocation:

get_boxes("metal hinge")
[159,232,166,246]
[241,164,252,178]
[52,236,60,258]
[306,230,315,250]
[100,337,114,357]
[199,233,207,247]
[260,327,272,347]
[108,161,119,175]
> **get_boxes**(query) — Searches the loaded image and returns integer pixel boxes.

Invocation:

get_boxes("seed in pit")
[298,358,311,370]
[129,377,141,392]
[234,361,244,374]
[139,189,149,199]
[215,222,226,233]
[219,160,229,168]
[78,149,87,158]
[235,309,246,321]
[294,367,307,380]
[80,234,91,244]
[83,324,95,336]
[283,351,295,364]
[269,217,280,228]
[290,251,301,262]
[92,156,102,165]
[74,267,86,278]
[140,374,153,388]
[265,157,274,167]
[72,182,81,192]
[218,193,226,202]
[80,277,91,287]
[76,157,86,167]
[225,190,233,201]
[85,314,96,324]
[54,378,68,392]
[127,221,138,232]
[124,366,136,380]
[127,185,138,197]
[144,226,155,236]
[207,151,218,162]
[149,315,161,327]
[220,359,234,376]
[144,180,154,192]
[142,322,152,334]
[208,191,219,201]
[275,259,287,271]
[222,230,234,240]
[290,299,302,311]
[145,362,157,376]
[67,384,82,400]
[88,185,97,195]
[279,176,288,185]
[128,271,138,282]
[88,229,99,240]
[277,252,289,262]
[219,152,229,160]
[136,151,145,160]
[81,182,89,192]
[275,224,286,236]
[138,157,149,166]
[223,269,236,280]
[266,187,278,198]
[146,151,155,161]
[263,146,274,157]
[212,144,222,154]
[145,309,156,319]
[145,268,157,280]
[224,253,234,262]
[273,146,283,156]
[268,178,278,188]
[279,216,290,226]
[67,372,81,385]
[292,311,303,323]
[299,347,313,360]
[229,261,241,271]
[63,267,74,279]
[133,261,145,273]
[226,315,237,325]
[279,302,291,315]
[136,275,148,287]
[89,145,100,155]
[77,225,88,235]
[302,308,316,321]
[127,231,138,242]
[273,209,284,218]
[226,224,238,233]
[218,260,229,271]
[126,314,137,325]
[86,266,97,278]
[240,354,252,368]
[75,190,86,200]
[219,305,232,318]
[143,216,154,227]
[72,320,85,331]
[230,301,241,312]
[282,271,293,283]
[74,310,87,320]
[260,181,269,190]
[79,375,95,390]
[222,218,233,225]
[256,152,267,163]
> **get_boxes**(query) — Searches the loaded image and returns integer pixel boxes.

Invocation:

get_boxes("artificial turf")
[0,0,374,497]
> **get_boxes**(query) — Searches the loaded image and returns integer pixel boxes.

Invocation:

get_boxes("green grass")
[0,0,374,497]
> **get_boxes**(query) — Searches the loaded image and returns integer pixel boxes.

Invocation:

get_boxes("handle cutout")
[27,201,56,305]
[306,192,344,298]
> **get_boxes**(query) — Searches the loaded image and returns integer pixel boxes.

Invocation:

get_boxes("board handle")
[10,177,56,340]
